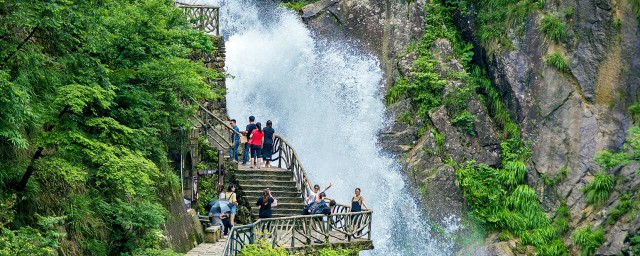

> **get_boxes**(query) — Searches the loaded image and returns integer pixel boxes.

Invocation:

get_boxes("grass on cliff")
[539,14,566,43]
[581,172,614,206]
[545,51,571,73]
[572,226,605,256]
[468,0,543,54]
[386,1,568,255]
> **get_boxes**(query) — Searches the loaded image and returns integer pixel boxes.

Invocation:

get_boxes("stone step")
[234,169,291,177]
[250,202,305,210]
[243,190,302,198]
[256,213,299,219]
[245,197,303,204]
[242,184,299,193]
[252,208,304,216]
[236,180,297,187]
[235,174,292,181]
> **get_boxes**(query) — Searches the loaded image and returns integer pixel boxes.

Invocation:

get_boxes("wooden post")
[367,212,371,240]
[277,141,282,168]
[218,149,224,187]
[215,7,220,36]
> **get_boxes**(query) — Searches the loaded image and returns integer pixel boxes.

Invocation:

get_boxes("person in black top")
[256,188,274,218]
[242,116,256,165]
[262,120,275,168]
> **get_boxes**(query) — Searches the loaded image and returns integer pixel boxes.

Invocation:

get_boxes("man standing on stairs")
[242,116,256,166]
[229,119,240,162]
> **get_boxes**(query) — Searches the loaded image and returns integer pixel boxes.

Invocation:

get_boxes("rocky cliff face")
[470,0,640,254]
[300,0,640,254]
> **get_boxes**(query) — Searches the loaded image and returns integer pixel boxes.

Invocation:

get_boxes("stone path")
[184,236,226,256]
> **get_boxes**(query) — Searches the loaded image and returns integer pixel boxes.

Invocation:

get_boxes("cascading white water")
[193,0,455,254]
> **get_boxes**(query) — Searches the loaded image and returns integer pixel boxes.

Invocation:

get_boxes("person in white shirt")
[305,183,332,205]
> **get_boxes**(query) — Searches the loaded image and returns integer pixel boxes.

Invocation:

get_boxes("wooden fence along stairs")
[179,2,373,255]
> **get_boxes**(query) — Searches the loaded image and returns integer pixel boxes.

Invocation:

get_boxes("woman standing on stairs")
[256,188,274,219]
[249,122,264,169]
[220,184,238,225]
[262,120,275,168]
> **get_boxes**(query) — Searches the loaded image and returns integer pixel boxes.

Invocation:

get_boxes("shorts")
[230,204,237,214]
[250,144,262,158]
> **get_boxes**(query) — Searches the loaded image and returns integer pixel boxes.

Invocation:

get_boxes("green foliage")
[606,193,633,225]
[317,247,358,256]
[451,110,478,136]
[629,0,640,21]
[127,248,182,256]
[0,215,65,255]
[564,8,574,18]
[582,172,614,206]
[466,0,543,54]
[545,51,571,73]
[594,150,629,171]
[280,1,310,12]
[630,233,640,254]
[0,0,221,253]
[553,203,570,235]
[629,103,640,122]
[238,239,288,256]
[539,15,566,43]
[572,226,605,256]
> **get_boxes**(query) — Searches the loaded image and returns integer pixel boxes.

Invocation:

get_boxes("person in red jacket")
[248,122,264,169]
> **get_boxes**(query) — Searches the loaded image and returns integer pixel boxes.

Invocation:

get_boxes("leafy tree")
[1,0,222,253]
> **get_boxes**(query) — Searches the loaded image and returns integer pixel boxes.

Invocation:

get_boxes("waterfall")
[193,0,455,254]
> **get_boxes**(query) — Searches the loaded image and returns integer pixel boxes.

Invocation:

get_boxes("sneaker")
[314,239,323,244]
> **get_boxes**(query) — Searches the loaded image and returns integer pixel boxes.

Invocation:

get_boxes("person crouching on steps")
[249,122,264,169]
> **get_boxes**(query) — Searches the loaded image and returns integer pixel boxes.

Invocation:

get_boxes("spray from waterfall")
[193,0,456,254]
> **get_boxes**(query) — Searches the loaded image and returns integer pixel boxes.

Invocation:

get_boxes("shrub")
[539,15,566,43]
[582,172,614,205]
[545,51,570,73]
[238,239,287,256]
[572,226,605,256]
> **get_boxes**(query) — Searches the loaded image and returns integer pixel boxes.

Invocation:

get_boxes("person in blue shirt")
[229,119,240,162]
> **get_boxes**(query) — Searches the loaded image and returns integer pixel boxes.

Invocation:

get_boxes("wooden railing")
[272,135,314,204]
[194,101,242,151]
[176,2,220,35]
[222,209,373,256]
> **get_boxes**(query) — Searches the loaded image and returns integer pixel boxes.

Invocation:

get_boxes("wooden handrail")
[272,135,314,202]
[176,2,220,35]
[222,210,373,255]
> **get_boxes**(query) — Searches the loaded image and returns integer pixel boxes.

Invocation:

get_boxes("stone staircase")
[234,167,306,218]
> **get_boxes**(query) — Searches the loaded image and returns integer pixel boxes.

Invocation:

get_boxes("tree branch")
[2,25,39,66]
[13,106,69,191]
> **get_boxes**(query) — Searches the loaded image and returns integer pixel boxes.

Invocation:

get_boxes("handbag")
[271,197,278,207]
[240,136,248,144]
